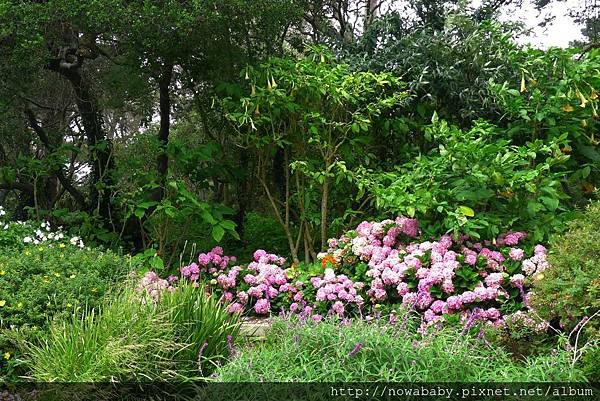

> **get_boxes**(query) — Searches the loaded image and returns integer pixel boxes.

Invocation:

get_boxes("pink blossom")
[253,249,267,261]
[228,303,243,313]
[254,299,271,314]
[509,248,524,260]
[447,296,462,310]
[510,274,525,287]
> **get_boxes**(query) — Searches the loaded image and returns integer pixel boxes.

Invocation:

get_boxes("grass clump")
[17,282,240,382]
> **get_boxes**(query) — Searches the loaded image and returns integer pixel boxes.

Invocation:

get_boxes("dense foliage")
[358,119,571,241]
[532,203,600,337]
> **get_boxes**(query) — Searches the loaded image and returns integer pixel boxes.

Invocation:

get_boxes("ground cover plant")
[214,317,587,382]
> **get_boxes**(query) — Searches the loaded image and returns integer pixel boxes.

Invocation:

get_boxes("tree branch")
[25,109,89,209]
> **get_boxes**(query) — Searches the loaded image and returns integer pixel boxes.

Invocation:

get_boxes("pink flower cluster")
[321,217,550,333]
[140,216,552,335]
[218,249,307,316]
[136,271,174,302]
[310,268,365,317]
[180,246,236,281]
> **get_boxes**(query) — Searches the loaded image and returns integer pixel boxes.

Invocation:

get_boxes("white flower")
[324,268,335,280]
[33,239,40,245]
[23,236,33,243]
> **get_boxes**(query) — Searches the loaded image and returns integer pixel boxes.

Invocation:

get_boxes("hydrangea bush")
[140,216,551,333]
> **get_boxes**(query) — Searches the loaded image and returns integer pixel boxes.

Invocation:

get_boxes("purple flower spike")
[197,341,208,374]
[227,335,237,357]
[348,342,363,358]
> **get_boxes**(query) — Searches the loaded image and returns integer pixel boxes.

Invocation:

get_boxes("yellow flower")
[3,352,10,360]
[53,272,60,277]
[67,303,72,308]
[0,300,5,307]
[69,274,76,279]
[17,302,23,308]
[561,104,574,112]
[0,270,5,276]
[59,243,66,248]
[24,251,31,256]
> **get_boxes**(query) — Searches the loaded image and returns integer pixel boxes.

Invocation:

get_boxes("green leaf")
[539,196,559,211]
[581,165,591,179]
[220,220,236,230]
[458,206,475,217]
[201,210,217,225]
[212,225,225,242]
[150,256,164,270]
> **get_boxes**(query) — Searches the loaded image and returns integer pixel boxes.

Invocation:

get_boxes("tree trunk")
[56,66,114,225]
[156,62,174,198]
[320,173,329,251]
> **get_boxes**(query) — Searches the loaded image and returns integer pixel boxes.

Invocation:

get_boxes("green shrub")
[0,244,133,380]
[239,212,291,261]
[18,283,240,382]
[358,119,571,242]
[582,344,600,381]
[531,202,600,337]
[0,245,132,330]
[215,318,585,382]
[186,212,294,264]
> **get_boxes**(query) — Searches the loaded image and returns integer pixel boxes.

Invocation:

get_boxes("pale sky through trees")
[493,0,586,47]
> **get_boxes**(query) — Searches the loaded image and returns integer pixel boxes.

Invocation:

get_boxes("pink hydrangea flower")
[509,248,525,260]
[254,299,271,314]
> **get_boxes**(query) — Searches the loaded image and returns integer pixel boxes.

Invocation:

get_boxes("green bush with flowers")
[0,230,136,379]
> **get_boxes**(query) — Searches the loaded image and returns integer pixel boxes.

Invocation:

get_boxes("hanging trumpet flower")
[576,89,588,108]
